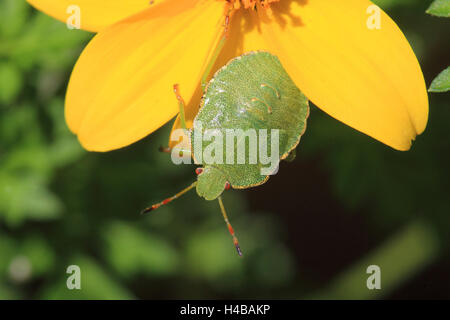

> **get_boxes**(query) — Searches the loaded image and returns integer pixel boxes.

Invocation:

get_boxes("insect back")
[144,51,309,257]
[191,51,309,199]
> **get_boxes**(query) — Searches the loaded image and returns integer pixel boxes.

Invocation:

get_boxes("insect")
[142,51,309,257]
[142,13,309,257]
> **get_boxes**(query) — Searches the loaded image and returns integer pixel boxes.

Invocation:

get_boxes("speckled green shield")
[192,51,309,200]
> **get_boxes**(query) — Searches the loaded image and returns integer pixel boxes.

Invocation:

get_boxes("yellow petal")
[66,0,226,151]
[27,0,164,32]
[253,0,428,150]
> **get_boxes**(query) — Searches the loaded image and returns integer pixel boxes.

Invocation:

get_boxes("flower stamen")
[231,0,280,10]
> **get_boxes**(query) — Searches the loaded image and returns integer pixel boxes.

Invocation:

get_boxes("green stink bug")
[143,51,309,256]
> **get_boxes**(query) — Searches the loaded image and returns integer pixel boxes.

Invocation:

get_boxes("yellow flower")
[27,0,428,151]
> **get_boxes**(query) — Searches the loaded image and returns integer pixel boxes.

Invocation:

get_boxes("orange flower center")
[230,0,280,10]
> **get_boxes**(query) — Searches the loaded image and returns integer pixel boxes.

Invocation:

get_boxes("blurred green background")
[0,0,449,299]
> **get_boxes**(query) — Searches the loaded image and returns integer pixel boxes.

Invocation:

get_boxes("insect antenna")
[200,4,233,89]
[218,196,243,257]
[141,182,197,214]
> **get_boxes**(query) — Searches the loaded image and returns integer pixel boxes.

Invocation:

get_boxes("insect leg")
[218,196,243,257]
[173,84,188,130]
[141,181,197,214]
[200,5,233,90]
[158,145,192,157]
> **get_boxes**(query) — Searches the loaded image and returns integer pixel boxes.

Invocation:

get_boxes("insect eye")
[195,168,204,175]
[224,182,231,190]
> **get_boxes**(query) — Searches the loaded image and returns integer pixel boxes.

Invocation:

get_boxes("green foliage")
[426,0,449,92]
[310,221,439,299]
[429,67,450,92]
[102,221,180,278]
[41,256,135,300]
[0,0,30,39]
[0,63,23,104]
[426,0,450,17]
[373,0,424,9]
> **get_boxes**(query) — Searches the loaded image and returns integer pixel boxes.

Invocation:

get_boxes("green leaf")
[20,237,56,277]
[0,235,17,276]
[0,285,18,299]
[0,103,42,146]
[10,14,90,70]
[308,221,439,299]
[426,0,450,17]
[0,173,62,226]
[429,67,450,92]
[40,256,134,300]
[103,222,180,278]
[0,62,23,105]
[0,0,29,38]
[186,229,244,282]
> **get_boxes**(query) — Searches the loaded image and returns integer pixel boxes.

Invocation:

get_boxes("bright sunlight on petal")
[256,0,428,150]
[27,0,165,32]
[65,0,226,151]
